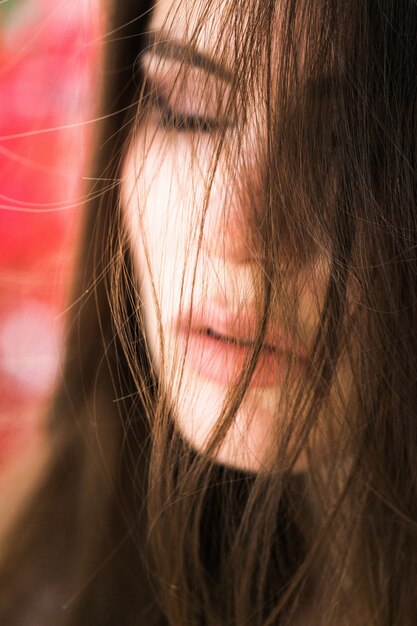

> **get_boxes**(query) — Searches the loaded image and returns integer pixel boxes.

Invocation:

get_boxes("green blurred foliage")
[0,0,26,17]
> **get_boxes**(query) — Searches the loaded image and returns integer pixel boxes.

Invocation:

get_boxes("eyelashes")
[140,57,233,135]
[154,93,223,133]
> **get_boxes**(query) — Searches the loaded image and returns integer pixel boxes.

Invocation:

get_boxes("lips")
[174,303,309,388]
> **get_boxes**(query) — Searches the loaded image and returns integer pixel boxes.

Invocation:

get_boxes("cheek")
[123,141,180,269]
[121,133,215,375]
[122,133,209,282]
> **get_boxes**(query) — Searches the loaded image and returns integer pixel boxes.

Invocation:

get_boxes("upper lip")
[175,301,309,360]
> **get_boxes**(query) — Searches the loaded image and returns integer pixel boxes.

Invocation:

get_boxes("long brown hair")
[1,1,417,624]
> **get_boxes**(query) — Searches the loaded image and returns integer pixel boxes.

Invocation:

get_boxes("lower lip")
[177,330,307,388]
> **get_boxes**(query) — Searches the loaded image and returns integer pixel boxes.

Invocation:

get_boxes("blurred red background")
[0,0,99,472]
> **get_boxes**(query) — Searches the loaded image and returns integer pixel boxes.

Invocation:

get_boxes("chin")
[170,367,293,473]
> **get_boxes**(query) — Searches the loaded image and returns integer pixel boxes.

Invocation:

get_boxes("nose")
[201,152,265,265]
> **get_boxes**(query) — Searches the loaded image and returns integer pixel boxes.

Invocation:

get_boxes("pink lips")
[175,303,309,388]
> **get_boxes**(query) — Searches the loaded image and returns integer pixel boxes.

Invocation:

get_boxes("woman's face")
[122,0,332,471]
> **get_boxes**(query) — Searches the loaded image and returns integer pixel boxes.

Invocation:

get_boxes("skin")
[122,0,333,472]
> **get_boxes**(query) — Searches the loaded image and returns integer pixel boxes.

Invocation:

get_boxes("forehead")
[150,0,225,43]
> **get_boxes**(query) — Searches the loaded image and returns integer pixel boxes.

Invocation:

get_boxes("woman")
[1,0,417,624]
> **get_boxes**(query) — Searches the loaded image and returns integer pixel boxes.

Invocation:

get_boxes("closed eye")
[140,50,234,135]
[154,93,225,133]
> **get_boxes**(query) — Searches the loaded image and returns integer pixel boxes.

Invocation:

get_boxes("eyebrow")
[143,30,234,83]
